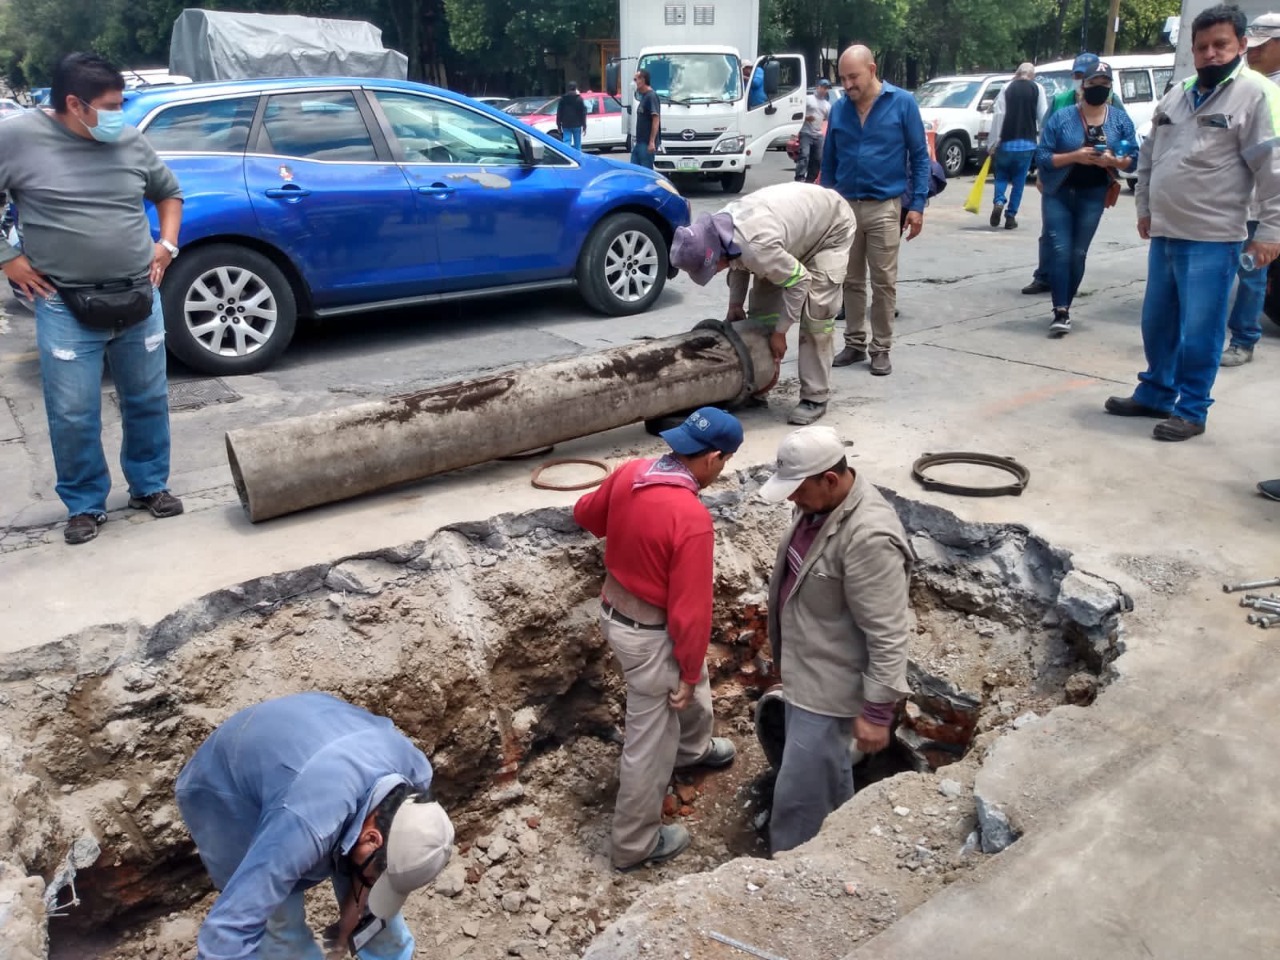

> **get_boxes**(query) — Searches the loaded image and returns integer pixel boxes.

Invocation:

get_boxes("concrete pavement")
[2,156,1279,956]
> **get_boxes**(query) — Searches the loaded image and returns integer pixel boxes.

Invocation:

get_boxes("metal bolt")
[1223,577,1280,593]
[1241,598,1280,612]
[1260,615,1280,629]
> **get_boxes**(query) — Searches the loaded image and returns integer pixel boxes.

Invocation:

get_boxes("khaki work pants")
[602,610,713,868]
[842,198,902,354]
[748,222,854,405]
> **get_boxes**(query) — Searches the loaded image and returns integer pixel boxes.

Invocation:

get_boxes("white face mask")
[1073,78,1083,93]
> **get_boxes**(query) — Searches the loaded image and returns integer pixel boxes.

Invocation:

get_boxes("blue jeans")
[563,126,583,150]
[993,148,1034,216]
[1134,237,1242,424]
[1227,220,1264,349]
[1042,184,1109,310]
[259,887,414,959]
[630,142,655,169]
[34,289,172,517]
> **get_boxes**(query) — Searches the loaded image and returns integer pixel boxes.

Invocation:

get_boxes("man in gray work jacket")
[0,52,184,544]
[759,426,912,854]
[1108,4,1280,441]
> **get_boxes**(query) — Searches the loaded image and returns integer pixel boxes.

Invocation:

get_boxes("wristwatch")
[158,238,180,259]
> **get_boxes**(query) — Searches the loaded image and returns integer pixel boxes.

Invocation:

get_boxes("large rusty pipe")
[226,322,774,522]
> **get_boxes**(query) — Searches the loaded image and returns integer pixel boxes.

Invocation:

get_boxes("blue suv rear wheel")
[162,244,298,376]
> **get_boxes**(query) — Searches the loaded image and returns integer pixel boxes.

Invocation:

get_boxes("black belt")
[601,602,666,631]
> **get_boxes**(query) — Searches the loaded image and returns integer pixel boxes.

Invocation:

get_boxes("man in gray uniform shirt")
[0,52,184,544]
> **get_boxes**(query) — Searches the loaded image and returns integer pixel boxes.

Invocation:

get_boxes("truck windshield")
[913,80,980,109]
[638,53,742,103]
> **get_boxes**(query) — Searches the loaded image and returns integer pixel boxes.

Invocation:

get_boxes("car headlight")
[656,177,681,197]
[712,136,746,154]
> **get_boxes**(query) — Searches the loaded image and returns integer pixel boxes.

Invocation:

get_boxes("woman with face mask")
[1033,62,1138,337]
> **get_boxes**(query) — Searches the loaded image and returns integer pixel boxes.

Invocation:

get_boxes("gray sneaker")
[1220,344,1254,367]
[678,736,736,770]
[787,400,827,425]
[616,823,691,872]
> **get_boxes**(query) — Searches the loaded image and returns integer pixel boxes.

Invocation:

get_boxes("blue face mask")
[78,101,126,143]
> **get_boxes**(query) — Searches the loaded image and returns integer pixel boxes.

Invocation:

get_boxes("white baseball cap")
[758,426,848,502]
[367,799,455,919]
[1247,12,1280,45]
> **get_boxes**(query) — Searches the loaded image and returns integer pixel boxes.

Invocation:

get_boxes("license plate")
[677,158,700,172]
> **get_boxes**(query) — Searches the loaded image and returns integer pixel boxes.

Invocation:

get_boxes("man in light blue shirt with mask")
[176,693,454,959]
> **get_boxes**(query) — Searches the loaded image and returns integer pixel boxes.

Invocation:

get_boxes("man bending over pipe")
[669,182,857,426]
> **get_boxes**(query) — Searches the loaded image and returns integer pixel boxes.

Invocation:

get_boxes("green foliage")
[0,0,1183,95]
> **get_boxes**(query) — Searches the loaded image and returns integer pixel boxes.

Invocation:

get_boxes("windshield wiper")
[660,95,691,105]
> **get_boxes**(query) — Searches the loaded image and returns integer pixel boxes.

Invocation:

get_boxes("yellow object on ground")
[963,154,993,214]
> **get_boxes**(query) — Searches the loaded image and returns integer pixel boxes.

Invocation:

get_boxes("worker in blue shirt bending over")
[824,44,930,378]
[176,692,455,959]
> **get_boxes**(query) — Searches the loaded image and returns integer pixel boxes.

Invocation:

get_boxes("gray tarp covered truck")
[169,9,408,82]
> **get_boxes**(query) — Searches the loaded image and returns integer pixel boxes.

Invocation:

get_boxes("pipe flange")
[911,451,1030,498]
[693,318,757,406]
[531,458,611,491]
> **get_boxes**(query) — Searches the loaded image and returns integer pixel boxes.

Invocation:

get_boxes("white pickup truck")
[913,73,1010,177]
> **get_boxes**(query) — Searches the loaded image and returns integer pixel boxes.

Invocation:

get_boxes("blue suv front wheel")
[161,244,298,376]
[576,213,668,316]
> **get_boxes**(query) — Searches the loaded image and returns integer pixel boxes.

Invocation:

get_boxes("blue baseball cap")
[660,407,744,456]
[817,78,832,88]
[1072,53,1099,75]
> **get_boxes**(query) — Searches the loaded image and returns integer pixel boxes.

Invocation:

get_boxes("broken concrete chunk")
[517,830,541,858]
[529,913,554,937]
[487,836,511,863]
[1055,570,1125,629]
[1012,711,1040,730]
[433,862,466,898]
[462,920,481,938]
[324,559,394,595]
[501,890,526,913]
[938,778,963,799]
[974,795,1019,854]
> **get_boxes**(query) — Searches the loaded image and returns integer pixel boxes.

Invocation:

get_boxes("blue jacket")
[822,82,931,213]
[748,67,767,108]
[1035,103,1137,195]
[175,693,435,960]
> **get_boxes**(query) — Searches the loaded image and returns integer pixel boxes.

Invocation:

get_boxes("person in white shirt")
[795,79,832,183]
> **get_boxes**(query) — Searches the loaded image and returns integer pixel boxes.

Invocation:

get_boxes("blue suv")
[121,78,691,375]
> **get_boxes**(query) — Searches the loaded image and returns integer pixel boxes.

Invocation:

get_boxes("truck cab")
[611,0,805,193]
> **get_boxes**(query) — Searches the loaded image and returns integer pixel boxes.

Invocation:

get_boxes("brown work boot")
[64,512,105,545]
[1152,417,1205,442]
[869,351,892,376]
[832,346,867,367]
[787,400,827,425]
[1104,396,1170,419]
[128,490,185,518]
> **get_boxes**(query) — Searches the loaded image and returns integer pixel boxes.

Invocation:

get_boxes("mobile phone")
[350,914,387,953]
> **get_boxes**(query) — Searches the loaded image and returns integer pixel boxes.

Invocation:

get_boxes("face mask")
[1197,54,1242,89]
[1073,79,1083,92]
[79,101,126,143]
[1082,86,1110,106]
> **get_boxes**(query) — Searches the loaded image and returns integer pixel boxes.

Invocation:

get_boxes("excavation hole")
[12,482,1126,960]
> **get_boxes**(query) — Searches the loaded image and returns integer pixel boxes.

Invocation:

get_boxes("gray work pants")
[770,700,855,855]
[602,609,714,867]
[841,197,902,353]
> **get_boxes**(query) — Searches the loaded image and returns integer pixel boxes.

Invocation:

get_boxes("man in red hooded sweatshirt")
[574,407,743,871]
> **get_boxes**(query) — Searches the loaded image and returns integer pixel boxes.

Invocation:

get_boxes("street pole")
[1081,0,1092,51]
[1103,0,1122,54]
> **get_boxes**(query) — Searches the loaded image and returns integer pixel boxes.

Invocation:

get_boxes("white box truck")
[608,0,806,193]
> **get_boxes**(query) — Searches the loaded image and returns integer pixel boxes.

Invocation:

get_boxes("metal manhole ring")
[911,451,1030,497]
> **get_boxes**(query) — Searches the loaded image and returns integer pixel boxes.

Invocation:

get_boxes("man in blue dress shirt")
[824,45,930,377]
[176,693,454,959]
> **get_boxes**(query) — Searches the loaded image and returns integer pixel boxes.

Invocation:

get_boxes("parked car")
[471,95,510,108]
[0,99,25,120]
[122,78,690,376]
[518,91,629,153]
[913,73,1009,177]
[502,96,557,117]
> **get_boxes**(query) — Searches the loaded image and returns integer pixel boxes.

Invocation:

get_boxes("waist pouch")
[55,275,154,332]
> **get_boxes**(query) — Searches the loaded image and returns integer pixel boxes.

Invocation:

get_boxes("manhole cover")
[110,378,241,412]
